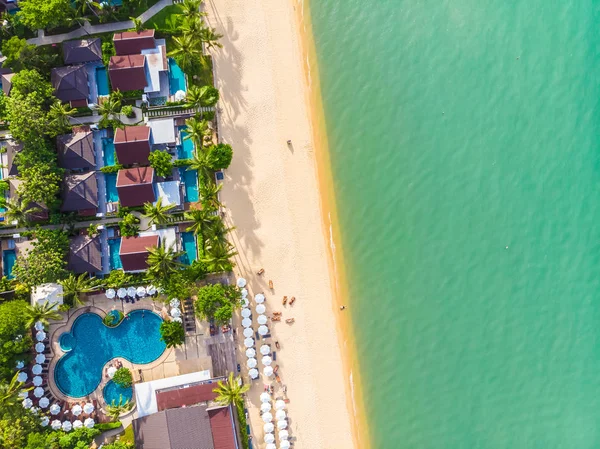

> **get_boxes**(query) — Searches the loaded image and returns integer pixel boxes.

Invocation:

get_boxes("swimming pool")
[108,238,122,270]
[180,232,197,265]
[178,126,195,159]
[54,310,165,398]
[179,168,199,202]
[105,173,119,203]
[103,379,132,406]
[3,249,16,279]
[96,67,110,96]
[168,58,186,95]
[103,138,115,166]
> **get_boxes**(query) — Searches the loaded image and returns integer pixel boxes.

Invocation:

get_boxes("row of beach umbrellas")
[169,298,183,323]
[105,285,157,300]
[49,417,95,431]
[261,394,290,447]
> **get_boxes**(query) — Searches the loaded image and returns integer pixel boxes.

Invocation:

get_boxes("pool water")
[180,232,197,265]
[3,249,16,279]
[108,238,122,270]
[168,58,186,95]
[96,67,110,96]
[54,310,165,398]
[178,126,195,159]
[179,168,199,203]
[105,173,119,203]
[103,380,132,406]
[103,138,115,166]
[59,333,76,352]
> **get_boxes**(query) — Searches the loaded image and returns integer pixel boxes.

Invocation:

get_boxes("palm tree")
[24,302,62,328]
[97,95,121,122]
[106,396,133,420]
[168,34,200,72]
[4,198,40,227]
[204,219,234,249]
[213,372,249,407]
[199,26,223,51]
[185,85,216,110]
[181,15,204,37]
[200,181,222,211]
[60,273,99,307]
[146,242,185,280]
[130,17,144,32]
[188,149,214,183]
[48,101,75,130]
[184,208,219,237]
[202,242,238,272]
[143,197,175,227]
[180,0,204,18]
[184,116,210,149]
[0,372,31,410]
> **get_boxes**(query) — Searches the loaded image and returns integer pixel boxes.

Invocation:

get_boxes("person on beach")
[340,305,346,310]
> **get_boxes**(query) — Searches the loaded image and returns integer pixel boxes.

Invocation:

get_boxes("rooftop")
[117,166,154,186]
[114,125,151,143]
[148,118,176,145]
[113,29,156,55]
[61,172,98,212]
[56,129,96,170]
[62,38,102,65]
[68,234,102,274]
[119,234,159,272]
[51,65,89,103]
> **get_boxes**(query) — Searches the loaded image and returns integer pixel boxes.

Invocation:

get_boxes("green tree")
[24,301,61,328]
[146,242,184,280]
[204,219,234,250]
[0,372,30,409]
[148,150,174,178]
[143,197,175,227]
[12,229,69,289]
[184,116,210,149]
[98,94,122,126]
[1,36,37,72]
[160,320,185,348]
[207,143,233,169]
[3,198,41,227]
[119,213,140,237]
[185,85,219,109]
[199,181,223,211]
[112,367,132,388]
[0,300,32,381]
[104,269,135,289]
[194,283,240,323]
[18,0,73,31]
[106,396,133,420]
[188,149,215,183]
[180,0,203,18]
[184,208,218,239]
[202,242,237,273]
[213,372,249,406]
[198,26,223,50]
[130,17,144,32]
[60,273,98,307]
[48,101,75,135]
[168,34,201,73]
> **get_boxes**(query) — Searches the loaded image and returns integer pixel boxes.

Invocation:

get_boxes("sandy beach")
[205,0,359,447]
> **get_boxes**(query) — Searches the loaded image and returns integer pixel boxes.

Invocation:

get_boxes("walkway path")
[0,216,123,236]
[26,0,173,46]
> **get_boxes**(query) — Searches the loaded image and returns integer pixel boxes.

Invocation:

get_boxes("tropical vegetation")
[194,283,241,324]
[24,301,61,328]
[0,300,32,382]
[160,320,186,348]
[106,396,133,420]
[213,372,249,406]
[143,197,175,226]
[60,273,99,308]
[112,368,133,388]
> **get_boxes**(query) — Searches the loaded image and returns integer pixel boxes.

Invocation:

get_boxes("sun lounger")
[272,352,276,361]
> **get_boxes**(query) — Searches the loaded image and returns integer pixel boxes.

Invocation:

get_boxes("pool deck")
[46,291,232,426]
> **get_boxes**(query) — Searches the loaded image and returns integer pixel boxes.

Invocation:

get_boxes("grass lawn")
[120,424,135,444]
[144,4,183,30]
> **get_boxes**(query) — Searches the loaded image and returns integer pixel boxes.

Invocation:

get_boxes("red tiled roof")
[113,30,156,55]
[208,406,237,449]
[119,235,158,272]
[114,126,151,165]
[108,55,147,92]
[156,384,219,411]
[116,167,155,207]
[117,166,154,186]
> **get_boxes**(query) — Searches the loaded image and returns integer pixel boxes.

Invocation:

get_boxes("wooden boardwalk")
[205,333,237,377]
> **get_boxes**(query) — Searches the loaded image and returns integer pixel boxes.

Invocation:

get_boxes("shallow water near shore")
[309,0,600,447]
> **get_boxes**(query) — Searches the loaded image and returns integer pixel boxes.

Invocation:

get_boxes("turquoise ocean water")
[309,0,600,447]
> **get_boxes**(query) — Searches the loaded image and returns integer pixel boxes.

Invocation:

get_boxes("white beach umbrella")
[241,308,251,318]
[255,293,265,304]
[127,287,136,297]
[263,422,274,433]
[72,404,82,416]
[32,376,43,386]
[40,416,50,427]
[17,371,27,383]
[248,368,259,379]
[33,387,44,398]
[50,404,61,415]
[73,420,83,429]
[246,358,257,369]
[31,406,39,415]
[257,314,268,325]
[241,317,252,328]
[106,288,116,299]
[262,412,273,423]
[277,419,288,430]
[260,345,270,355]
[175,90,186,101]
[39,397,50,408]
[241,298,249,308]
[172,317,182,323]
[136,286,146,297]
[170,308,181,318]
[260,402,271,413]
[258,325,269,336]
[275,409,286,421]
[51,419,62,430]
[35,343,45,353]
[279,429,289,440]
[147,285,157,296]
[84,418,95,428]
[16,360,24,369]
[36,331,47,342]
[169,298,180,308]
[117,288,127,298]
[36,353,46,364]
[263,366,274,377]
[241,288,248,298]
[19,391,28,399]
[107,366,117,378]
[83,402,94,414]
[243,337,254,348]
[34,321,45,331]
[260,392,271,403]
[243,328,254,338]
[245,348,256,358]
[256,304,266,314]
[266,444,276,449]
[280,439,291,449]
[22,398,32,409]
[275,400,286,410]
[264,433,275,444]
[261,355,272,366]
[237,278,247,288]
[32,364,42,375]
[62,421,72,432]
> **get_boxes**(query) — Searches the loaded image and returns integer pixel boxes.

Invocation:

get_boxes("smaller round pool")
[59,333,76,352]
[103,380,133,407]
